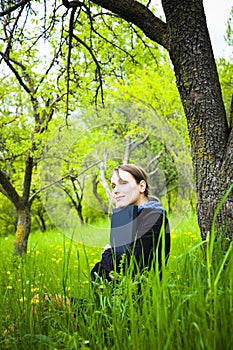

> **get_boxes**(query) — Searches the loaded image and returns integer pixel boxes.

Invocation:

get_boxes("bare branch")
[91,12,137,63]
[130,24,158,61]
[146,151,162,170]
[0,117,18,129]
[29,159,102,204]
[0,152,26,162]
[0,52,32,94]
[90,0,168,49]
[0,5,25,64]
[0,0,30,17]
[73,33,104,104]
[8,56,36,94]
[148,166,159,176]
[130,129,154,151]
[66,7,77,119]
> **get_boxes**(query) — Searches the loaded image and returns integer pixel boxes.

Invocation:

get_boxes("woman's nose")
[113,184,119,193]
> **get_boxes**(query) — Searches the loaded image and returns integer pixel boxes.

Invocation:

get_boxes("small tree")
[0,10,64,254]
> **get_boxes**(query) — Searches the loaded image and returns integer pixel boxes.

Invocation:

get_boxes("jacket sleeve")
[90,247,122,281]
[124,209,170,273]
[90,209,170,280]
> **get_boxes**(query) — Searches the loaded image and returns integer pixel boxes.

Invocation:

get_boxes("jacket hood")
[138,200,163,213]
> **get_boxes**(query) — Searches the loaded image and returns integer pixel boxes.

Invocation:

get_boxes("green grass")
[0,213,232,350]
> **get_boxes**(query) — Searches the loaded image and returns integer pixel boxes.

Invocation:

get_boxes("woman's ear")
[139,180,146,193]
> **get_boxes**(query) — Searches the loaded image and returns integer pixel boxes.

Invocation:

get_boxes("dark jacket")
[91,201,170,281]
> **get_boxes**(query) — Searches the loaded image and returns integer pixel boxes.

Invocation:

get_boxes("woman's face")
[111,169,147,208]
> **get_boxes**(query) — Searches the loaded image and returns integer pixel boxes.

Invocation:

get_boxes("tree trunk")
[161,0,233,240]
[92,174,104,205]
[14,206,31,255]
[76,203,84,225]
[92,175,108,214]
[0,169,33,254]
[35,210,47,232]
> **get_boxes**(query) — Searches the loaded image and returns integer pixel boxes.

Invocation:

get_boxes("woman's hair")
[113,164,149,197]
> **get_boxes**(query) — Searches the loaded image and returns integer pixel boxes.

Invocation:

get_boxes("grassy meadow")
[0,213,232,350]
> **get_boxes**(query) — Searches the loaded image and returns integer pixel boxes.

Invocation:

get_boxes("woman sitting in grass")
[29,164,170,321]
[91,164,170,281]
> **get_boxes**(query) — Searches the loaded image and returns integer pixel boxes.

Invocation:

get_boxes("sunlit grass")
[0,213,232,349]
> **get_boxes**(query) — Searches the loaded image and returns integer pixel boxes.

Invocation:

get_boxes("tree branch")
[62,0,83,9]
[29,159,102,204]
[0,52,32,94]
[0,117,18,129]
[65,7,77,119]
[73,33,104,104]
[90,0,169,49]
[1,4,24,63]
[22,154,33,205]
[0,170,21,208]
[130,128,154,151]
[62,185,78,208]
[0,185,9,198]
[0,0,30,16]
[146,150,162,170]
[90,13,137,62]
[92,174,103,204]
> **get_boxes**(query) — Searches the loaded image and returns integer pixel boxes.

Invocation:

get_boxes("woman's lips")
[116,196,125,201]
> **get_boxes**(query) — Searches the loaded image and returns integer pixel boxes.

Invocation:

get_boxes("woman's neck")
[136,196,149,207]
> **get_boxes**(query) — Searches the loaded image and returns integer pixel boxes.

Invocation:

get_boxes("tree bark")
[14,206,31,255]
[0,169,32,255]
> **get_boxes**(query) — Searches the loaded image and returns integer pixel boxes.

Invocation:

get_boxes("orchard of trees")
[0,0,232,255]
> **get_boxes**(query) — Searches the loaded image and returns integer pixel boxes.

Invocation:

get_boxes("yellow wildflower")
[19,297,27,302]
[31,298,40,304]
